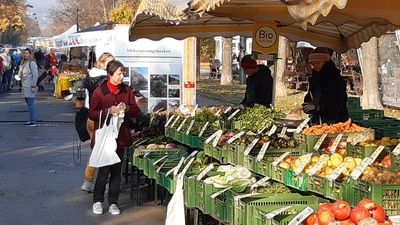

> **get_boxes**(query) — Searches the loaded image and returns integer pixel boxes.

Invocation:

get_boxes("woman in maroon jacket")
[88,60,140,215]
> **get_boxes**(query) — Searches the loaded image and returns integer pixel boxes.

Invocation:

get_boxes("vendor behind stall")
[302,48,348,124]
[240,55,273,108]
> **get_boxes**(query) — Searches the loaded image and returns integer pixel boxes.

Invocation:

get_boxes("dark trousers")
[93,149,124,205]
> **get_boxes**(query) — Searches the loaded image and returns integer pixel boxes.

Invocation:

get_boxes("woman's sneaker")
[25,122,37,127]
[92,202,103,215]
[109,204,120,215]
[81,181,94,192]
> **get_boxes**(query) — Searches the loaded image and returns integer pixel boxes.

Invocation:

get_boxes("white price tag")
[180,158,195,176]
[170,116,181,128]
[157,160,168,173]
[244,138,260,156]
[268,125,278,136]
[370,146,385,164]
[227,131,245,144]
[212,130,223,147]
[271,152,291,167]
[177,117,188,132]
[143,150,154,158]
[215,108,222,116]
[258,123,272,134]
[265,206,293,220]
[330,133,344,154]
[280,127,288,135]
[211,187,232,199]
[350,157,373,180]
[210,106,215,111]
[256,141,271,161]
[224,106,232,114]
[251,176,271,189]
[184,151,198,163]
[205,129,221,144]
[173,157,186,176]
[164,115,175,127]
[327,161,350,181]
[295,118,311,133]
[393,143,400,156]
[314,134,328,150]
[288,207,314,225]
[294,153,313,175]
[186,119,195,135]
[198,121,210,137]
[351,128,372,146]
[153,155,168,165]
[197,163,214,181]
[308,156,329,176]
[227,109,240,120]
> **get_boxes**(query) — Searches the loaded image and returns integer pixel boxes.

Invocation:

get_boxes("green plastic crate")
[253,204,320,225]
[324,179,349,201]
[347,142,392,159]
[304,131,373,152]
[285,169,307,192]
[211,189,238,223]
[203,143,224,161]
[269,164,287,183]
[254,161,270,177]
[375,125,400,139]
[222,145,237,164]
[307,175,326,195]
[390,152,400,170]
[349,109,384,121]
[347,96,361,110]
[347,180,400,216]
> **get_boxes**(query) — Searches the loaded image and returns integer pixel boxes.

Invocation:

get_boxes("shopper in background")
[1,48,12,91]
[18,48,39,127]
[89,60,140,215]
[302,47,348,124]
[80,52,114,193]
[0,56,3,91]
[240,54,273,108]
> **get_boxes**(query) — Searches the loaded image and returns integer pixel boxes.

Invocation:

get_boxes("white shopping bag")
[89,110,121,168]
[165,173,185,225]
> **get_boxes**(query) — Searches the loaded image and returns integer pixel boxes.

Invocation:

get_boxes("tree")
[0,0,25,33]
[360,37,383,110]
[199,38,215,63]
[275,36,288,97]
[220,37,233,85]
[108,3,134,24]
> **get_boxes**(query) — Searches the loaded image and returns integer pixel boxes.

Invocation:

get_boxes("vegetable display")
[303,119,365,135]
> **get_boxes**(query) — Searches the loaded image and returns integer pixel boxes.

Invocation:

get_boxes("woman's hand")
[110,105,120,115]
[117,102,127,112]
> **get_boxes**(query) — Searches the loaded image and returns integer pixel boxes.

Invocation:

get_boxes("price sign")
[314,134,328,151]
[265,206,293,220]
[294,153,312,175]
[172,157,186,176]
[271,152,291,167]
[251,176,271,189]
[268,125,278,136]
[153,155,168,165]
[330,133,344,154]
[227,131,245,144]
[164,115,175,127]
[186,119,195,135]
[212,130,223,147]
[170,116,181,128]
[280,127,288,135]
[224,106,232,114]
[308,156,329,176]
[211,187,232,199]
[288,207,314,225]
[143,150,154,158]
[205,130,221,144]
[370,146,385,164]
[180,158,195,176]
[177,117,188,132]
[258,123,272,134]
[198,121,210,137]
[295,118,311,133]
[327,161,350,181]
[244,138,260,156]
[157,160,168,173]
[197,163,214,181]
[350,157,373,180]
[214,108,222,116]
[351,128,372,146]
[228,109,240,120]
[256,141,271,161]
[184,150,198,163]
[393,143,400,156]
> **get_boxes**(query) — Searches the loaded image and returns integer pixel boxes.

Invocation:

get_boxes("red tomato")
[339,219,355,225]
[357,199,376,210]
[332,200,351,220]
[317,203,333,214]
[317,209,335,225]
[350,207,372,224]
[371,205,386,223]
[304,213,318,225]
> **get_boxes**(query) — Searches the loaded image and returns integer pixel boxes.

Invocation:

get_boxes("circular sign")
[255,26,277,48]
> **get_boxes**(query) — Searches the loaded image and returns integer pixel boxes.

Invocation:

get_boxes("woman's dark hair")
[106,60,125,76]
[24,48,32,54]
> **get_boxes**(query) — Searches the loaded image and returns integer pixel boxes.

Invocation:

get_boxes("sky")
[26,0,57,28]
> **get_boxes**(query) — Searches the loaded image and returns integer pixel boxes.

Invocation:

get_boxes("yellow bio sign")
[253,23,278,56]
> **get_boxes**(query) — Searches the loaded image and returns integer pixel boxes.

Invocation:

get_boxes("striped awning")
[130,0,400,52]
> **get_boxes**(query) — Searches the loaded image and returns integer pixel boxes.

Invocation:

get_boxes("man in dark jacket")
[302,48,348,124]
[240,55,273,108]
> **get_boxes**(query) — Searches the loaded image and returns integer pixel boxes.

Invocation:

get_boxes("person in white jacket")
[81,52,114,192]
[18,49,39,126]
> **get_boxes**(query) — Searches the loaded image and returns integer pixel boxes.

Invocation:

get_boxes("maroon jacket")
[88,81,140,150]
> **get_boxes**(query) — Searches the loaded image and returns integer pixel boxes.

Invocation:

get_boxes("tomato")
[350,207,372,224]
[357,199,376,210]
[317,209,335,225]
[304,213,318,225]
[332,200,351,220]
[317,203,333,214]
[371,205,386,223]
[339,219,355,225]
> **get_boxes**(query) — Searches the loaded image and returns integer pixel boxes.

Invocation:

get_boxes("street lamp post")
[76,8,79,32]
